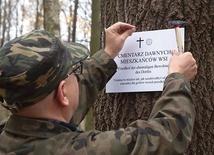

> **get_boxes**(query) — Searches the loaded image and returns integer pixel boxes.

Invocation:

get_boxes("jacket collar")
[4,115,80,138]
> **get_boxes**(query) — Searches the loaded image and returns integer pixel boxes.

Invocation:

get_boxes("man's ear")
[56,80,69,107]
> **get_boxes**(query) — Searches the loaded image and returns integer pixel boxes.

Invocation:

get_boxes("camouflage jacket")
[70,49,117,126]
[0,50,195,155]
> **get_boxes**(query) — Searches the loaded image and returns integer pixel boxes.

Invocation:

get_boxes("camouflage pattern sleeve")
[70,49,117,126]
[70,73,195,154]
[145,72,195,154]
[0,117,8,133]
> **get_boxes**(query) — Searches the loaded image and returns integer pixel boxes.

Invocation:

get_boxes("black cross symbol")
[136,37,144,48]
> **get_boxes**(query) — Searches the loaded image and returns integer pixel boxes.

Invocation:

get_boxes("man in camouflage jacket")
[0,22,197,154]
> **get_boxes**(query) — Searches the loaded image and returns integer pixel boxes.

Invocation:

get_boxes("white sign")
[106,28,184,93]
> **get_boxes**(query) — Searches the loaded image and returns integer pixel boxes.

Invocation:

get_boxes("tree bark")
[43,0,60,37]
[72,0,78,42]
[94,0,214,154]
[35,0,40,30]
[6,0,11,41]
[83,0,101,131]
[90,0,101,55]
[0,0,1,27]
[1,0,7,46]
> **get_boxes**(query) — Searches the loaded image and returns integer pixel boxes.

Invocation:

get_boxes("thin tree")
[84,0,101,131]
[72,0,78,42]
[1,0,7,46]
[35,0,40,30]
[6,0,11,41]
[43,0,60,36]
[0,0,2,36]
[19,4,25,35]
[94,0,214,154]
[15,1,19,37]
[61,0,73,42]
[90,0,100,55]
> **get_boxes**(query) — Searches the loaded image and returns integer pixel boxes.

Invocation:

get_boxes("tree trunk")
[94,0,214,154]
[72,0,78,42]
[6,0,11,41]
[15,1,19,37]
[61,0,72,42]
[0,0,1,27]
[83,0,101,131]
[90,0,101,55]
[19,4,24,35]
[43,0,60,37]
[35,0,40,30]
[1,0,7,46]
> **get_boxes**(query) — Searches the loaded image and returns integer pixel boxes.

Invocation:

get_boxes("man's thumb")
[122,28,136,39]
[172,50,179,56]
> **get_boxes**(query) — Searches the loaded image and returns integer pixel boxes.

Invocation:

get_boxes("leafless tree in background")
[1,0,7,46]
[72,0,78,42]
[61,0,73,42]
[43,0,60,36]
[35,0,43,30]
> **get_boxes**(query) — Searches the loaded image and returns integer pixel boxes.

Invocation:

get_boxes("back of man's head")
[0,30,89,111]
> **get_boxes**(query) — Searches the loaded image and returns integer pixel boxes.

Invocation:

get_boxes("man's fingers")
[120,28,136,40]
[172,50,179,56]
